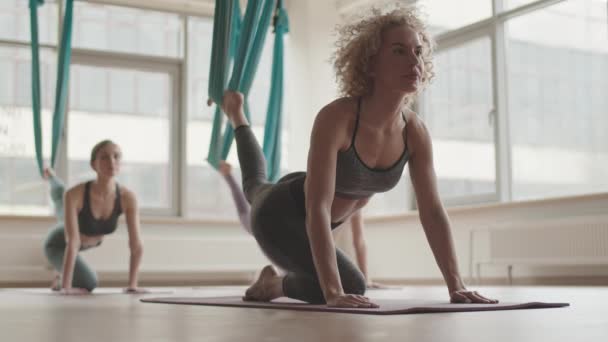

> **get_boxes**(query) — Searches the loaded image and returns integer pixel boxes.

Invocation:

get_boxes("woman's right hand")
[326,293,379,308]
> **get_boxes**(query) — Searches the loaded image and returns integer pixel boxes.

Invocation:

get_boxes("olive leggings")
[233,125,365,304]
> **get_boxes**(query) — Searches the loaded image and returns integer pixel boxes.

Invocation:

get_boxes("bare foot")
[243,265,282,302]
[221,90,249,128]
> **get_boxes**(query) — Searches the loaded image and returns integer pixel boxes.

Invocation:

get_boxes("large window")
[68,62,176,211]
[0,46,56,215]
[506,0,608,199]
[415,0,608,207]
[418,0,492,34]
[0,0,58,44]
[422,37,496,201]
[0,1,291,218]
[72,1,183,58]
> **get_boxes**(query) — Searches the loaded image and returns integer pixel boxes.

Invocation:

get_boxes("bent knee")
[343,272,367,296]
[74,273,98,292]
[81,279,98,292]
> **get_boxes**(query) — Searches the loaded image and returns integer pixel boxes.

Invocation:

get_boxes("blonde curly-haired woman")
[216,7,498,308]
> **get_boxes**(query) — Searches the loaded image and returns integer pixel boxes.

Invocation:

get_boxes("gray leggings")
[43,225,98,291]
[234,126,366,304]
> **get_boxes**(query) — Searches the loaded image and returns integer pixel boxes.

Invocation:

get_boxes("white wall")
[0,216,269,285]
[1,193,608,287]
[285,0,341,171]
[338,193,608,285]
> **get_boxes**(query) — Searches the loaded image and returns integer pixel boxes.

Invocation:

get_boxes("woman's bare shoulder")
[312,97,359,148]
[117,185,138,209]
[317,97,358,123]
[65,182,86,198]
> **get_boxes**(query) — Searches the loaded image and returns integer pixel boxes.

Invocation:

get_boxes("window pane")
[186,17,213,121]
[422,37,496,199]
[186,16,235,219]
[507,0,608,200]
[418,0,492,35]
[186,16,273,125]
[72,1,183,58]
[68,64,173,209]
[0,46,56,215]
[186,16,290,218]
[0,0,58,44]
[248,38,274,126]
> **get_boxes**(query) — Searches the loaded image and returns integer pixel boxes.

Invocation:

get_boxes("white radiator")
[470,215,608,284]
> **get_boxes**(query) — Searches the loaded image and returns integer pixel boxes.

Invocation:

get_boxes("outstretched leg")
[219,161,252,234]
[221,91,271,204]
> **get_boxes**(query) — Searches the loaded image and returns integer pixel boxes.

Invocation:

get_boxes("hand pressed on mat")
[326,293,379,309]
[450,289,499,304]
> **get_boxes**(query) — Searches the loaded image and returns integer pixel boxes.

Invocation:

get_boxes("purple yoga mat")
[141,296,569,315]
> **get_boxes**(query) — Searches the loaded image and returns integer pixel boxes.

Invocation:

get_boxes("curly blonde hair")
[332,6,435,106]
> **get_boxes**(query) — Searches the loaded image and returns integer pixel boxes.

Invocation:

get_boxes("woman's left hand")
[123,287,150,294]
[450,289,499,304]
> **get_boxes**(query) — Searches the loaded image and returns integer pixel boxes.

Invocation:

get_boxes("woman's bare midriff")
[303,178,370,223]
[330,195,369,222]
[80,233,103,248]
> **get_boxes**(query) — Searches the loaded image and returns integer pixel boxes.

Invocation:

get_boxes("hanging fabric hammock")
[206,0,288,182]
[29,0,75,220]
[29,0,75,176]
[262,0,288,182]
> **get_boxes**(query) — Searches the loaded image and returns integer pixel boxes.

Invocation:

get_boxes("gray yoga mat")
[141,296,569,315]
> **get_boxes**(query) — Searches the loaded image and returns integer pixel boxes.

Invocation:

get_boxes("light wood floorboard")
[1,286,606,342]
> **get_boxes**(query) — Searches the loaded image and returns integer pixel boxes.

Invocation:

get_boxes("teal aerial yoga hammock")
[207,0,242,169]
[29,0,74,176]
[206,0,288,182]
[30,0,74,220]
[207,0,237,106]
[207,0,274,168]
[262,0,288,182]
[217,0,275,164]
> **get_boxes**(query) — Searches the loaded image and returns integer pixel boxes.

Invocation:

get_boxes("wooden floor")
[1,285,606,342]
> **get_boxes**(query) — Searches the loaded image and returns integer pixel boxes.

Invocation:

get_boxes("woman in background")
[43,140,146,294]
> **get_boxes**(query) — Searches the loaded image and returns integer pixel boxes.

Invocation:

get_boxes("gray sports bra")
[334,98,410,199]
